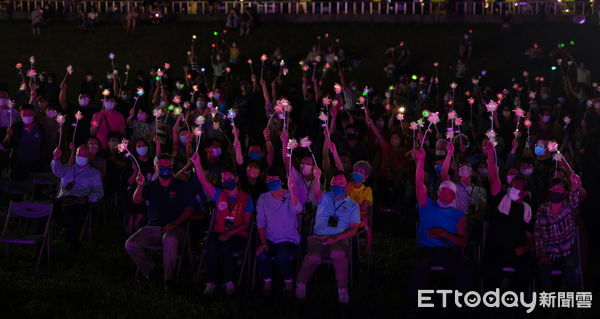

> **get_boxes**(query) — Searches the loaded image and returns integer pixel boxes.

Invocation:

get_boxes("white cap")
[438,181,457,194]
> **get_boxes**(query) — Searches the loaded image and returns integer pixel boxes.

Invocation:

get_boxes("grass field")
[1,19,600,318]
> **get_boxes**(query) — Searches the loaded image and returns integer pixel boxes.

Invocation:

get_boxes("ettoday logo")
[418,290,593,313]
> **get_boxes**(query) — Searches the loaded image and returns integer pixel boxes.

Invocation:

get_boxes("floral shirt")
[534,189,581,261]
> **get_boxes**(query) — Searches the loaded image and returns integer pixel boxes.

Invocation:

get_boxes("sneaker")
[338,288,349,304]
[224,281,235,295]
[262,280,272,295]
[203,282,217,296]
[295,282,306,300]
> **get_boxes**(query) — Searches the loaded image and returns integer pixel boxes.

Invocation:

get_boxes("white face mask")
[520,167,534,176]
[508,187,522,201]
[136,146,149,156]
[301,164,313,177]
[103,101,116,110]
[76,156,89,166]
[435,150,446,157]
[458,166,472,177]
[79,97,90,107]
[22,116,34,124]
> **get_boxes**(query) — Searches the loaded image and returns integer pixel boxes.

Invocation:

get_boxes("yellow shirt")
[347,183,373,214]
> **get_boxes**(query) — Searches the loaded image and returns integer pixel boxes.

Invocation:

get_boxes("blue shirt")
[417,198,464,248]
[313,192,360,236]
[51,160,104,203]
[257,190,303,244]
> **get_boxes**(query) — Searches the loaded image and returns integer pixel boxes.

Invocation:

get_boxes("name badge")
[327,215,339,228]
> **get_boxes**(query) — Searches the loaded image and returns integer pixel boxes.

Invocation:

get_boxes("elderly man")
[125,153,193,290]
[51,144,103,254]
[409,147,470,294]
[295,169,360,304]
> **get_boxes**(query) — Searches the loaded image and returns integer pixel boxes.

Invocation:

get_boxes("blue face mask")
[434,165,443,175]
[352,172,365,183]
[266,180,282,191]
[75,156,89,166]
[180,136,187,144]
[248,152,262,161]
[222,179,236,191]
[534,146,546,156]
[331,185,346,197]
[214,93,221,100]
[158,167,172,179]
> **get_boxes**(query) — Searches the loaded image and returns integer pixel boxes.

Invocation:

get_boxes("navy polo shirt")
[142,179,193,227]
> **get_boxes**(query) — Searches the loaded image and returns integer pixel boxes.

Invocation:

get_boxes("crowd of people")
[1,23,599,305]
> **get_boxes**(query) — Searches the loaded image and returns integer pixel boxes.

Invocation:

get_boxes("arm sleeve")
[51,159,67,178]
[256,196,266,228]
[350,202,361,224]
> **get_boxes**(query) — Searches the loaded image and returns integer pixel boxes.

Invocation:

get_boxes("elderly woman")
[346,160,373,254]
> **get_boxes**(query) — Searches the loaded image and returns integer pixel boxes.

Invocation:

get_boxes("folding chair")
[28,172,59,202]
[0,201,53,272]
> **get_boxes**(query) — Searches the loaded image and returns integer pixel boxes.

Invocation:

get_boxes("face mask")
[22,116,34,124]
[534,146,546,156]
[79,97,90,107]
[75,156,89,166]
[176,83,185,90]
[248,152,262,161]
[196,101,207,108]
[435,150,446,157]
[136,146,149,156]
[159,101,166,108]
[458,166,472,177]
[121,95,130,101]
[331,185,346,197]
[137,113,147,121]
[542,115,550,123]
[352,172,365,183]
[211,147,222,158]
[301,164,313,177]
[214,93,221,100]
[346,132,357,140]
[502,111,511,118]
[180,136,187,144]
[103,101,116,110]
[506,175,516,184]
[46,110,58,118]
[437,200,454,209]
[434,165,443,175]
[107,74,113,80]
[158,167,172,179]
[0,98,9,107]
[266,180,282,191]
[520,167,534,176]
[385,92,391,98]
[547,190,565,203]
[541,94,550,100]
[478,168,488,177]
[508,187,522,201]
[222,179,236,191]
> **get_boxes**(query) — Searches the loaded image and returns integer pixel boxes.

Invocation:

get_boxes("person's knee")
[124,238,139,253]
[330,249,347,261]
[162,232,179,248]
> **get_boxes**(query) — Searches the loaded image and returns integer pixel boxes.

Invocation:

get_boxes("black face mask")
[346,133,357,140]
[548,191,565,203]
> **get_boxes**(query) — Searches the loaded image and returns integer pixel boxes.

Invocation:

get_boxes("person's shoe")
[203,282,217,296]
[283,281,294,296]
[224,281,235,295]
[338,288,350,304]
[295,282,306,300]
[262,280,272,295]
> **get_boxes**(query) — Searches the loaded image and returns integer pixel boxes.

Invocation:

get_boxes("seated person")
[256,166,302,295]
[346,160,374,254]
[124,153,193,290]
[192,151,253,296]
[51,144,103,254]
[409,147,471,295]
[295,169,360,304]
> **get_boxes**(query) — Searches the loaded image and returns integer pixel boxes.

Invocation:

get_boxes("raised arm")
[59,81,68,111]
[484,141,502,196]
[133,173,146,204]
[280,130,290,175]
[414,147,428,208]
[263,128,274,167]
[233,126,243,166]
[191,151,216,200]
[440,141,455,182]
[311,166,323,204]
[172,115,182,155]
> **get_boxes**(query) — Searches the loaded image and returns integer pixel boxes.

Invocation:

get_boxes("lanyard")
[72,165,88,181]
[330,197,346,216]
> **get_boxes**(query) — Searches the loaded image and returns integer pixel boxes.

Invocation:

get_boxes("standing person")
[191,152,254,296]
[125,6,139,34]
[2,106,43,181]
[31,7,44,35]
[125,153,193,290]
[256,166,302,295]
[535,175,584,290]
[295,169,360,304]
[51,145,103,255]
[90,96,126,153]
[482,141,534,292]
[409,147,471,295]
